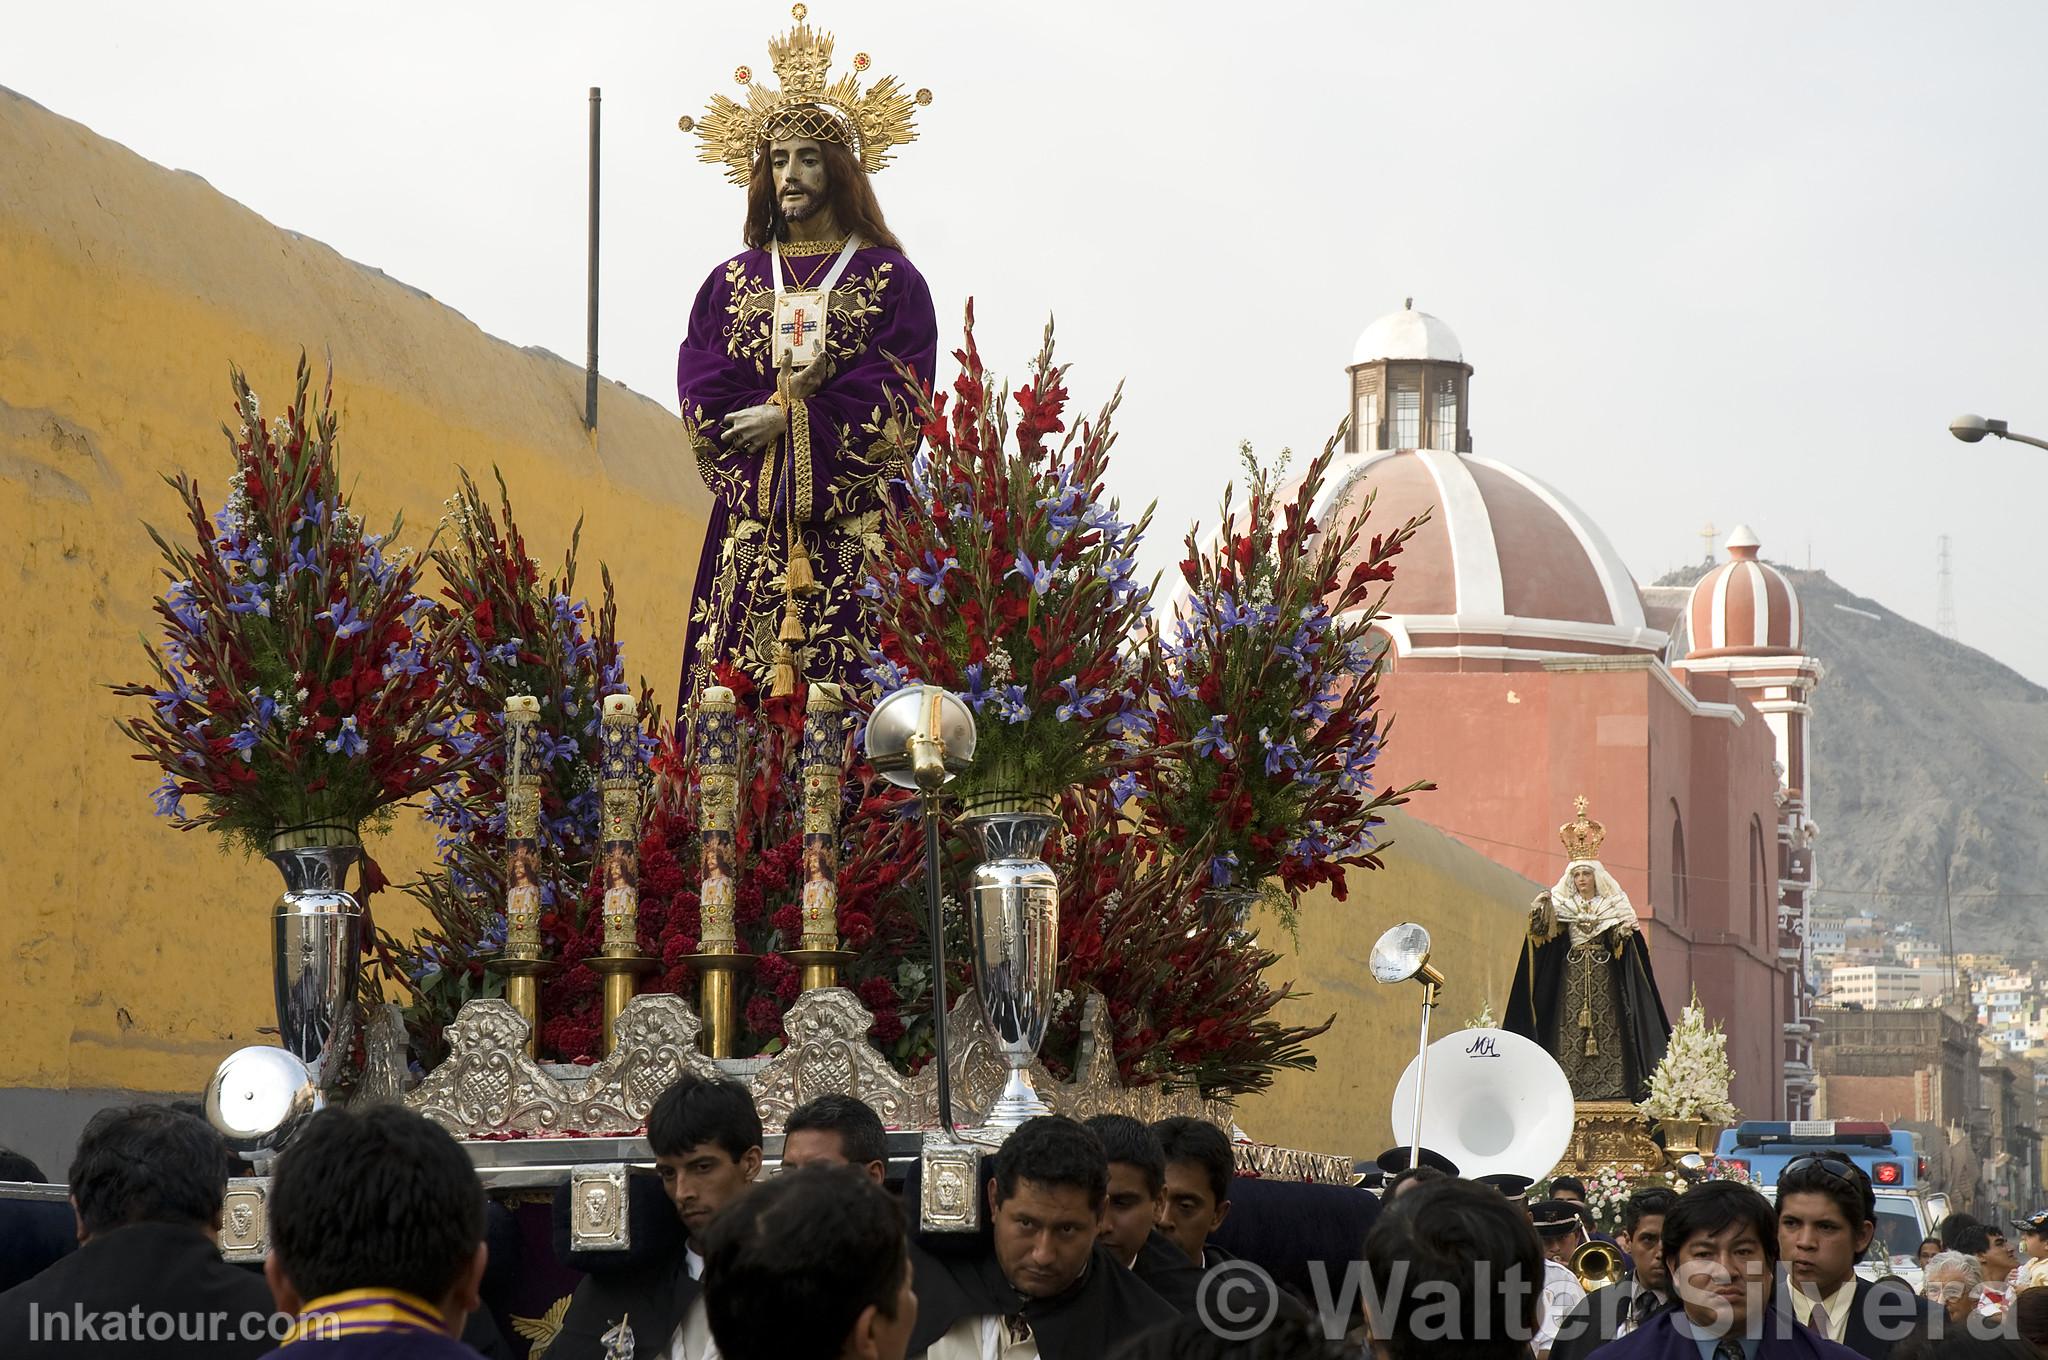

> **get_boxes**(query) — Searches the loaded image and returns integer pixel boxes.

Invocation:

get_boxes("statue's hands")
[721,403,785,456]
[1529,891,1558,941]
[788,353,836,400]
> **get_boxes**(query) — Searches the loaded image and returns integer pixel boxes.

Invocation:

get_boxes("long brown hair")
[742,135,903,252]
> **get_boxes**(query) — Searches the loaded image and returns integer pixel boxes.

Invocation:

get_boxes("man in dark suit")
[0,1103,282,1359]
[911,1116,1178,1359]
[550,1074,763,1360]
[1775,1154,1932,1359]
[1589,1180,1865,1360]
[1549,1186,1677,1360]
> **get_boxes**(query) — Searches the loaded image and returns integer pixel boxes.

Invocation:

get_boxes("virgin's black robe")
[1505,925,1671,1105]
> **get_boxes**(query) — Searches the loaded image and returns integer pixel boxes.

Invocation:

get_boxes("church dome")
[1352,301,1463,366]
[1686,524,1802,658]
[1314,447,1664,666]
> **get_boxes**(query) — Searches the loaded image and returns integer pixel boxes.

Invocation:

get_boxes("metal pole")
[584,87,601,431]
[1408,982,1437,1170]
[924,804,954,1135]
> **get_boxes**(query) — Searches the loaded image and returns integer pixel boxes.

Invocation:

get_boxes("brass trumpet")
[1569,1238,1626,1292]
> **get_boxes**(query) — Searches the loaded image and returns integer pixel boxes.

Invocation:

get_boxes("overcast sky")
[13,1,2048,684]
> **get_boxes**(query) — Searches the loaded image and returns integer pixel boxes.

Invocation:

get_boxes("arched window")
[1669,803,1688,926]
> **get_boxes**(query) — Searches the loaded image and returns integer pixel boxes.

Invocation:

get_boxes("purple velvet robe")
[674,241,938,711]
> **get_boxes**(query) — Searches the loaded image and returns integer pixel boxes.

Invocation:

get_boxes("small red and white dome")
[1686,525,1802,658]
[1315,448,1664,666]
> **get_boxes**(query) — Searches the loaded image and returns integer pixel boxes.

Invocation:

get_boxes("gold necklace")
[779,235,847,258]
[784,248,841,290]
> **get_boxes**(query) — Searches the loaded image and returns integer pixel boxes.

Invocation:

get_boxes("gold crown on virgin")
[678,4,932,187]
[1559,795,1606,862]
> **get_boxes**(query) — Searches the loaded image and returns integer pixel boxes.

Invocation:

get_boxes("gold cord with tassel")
[770,354,805,698]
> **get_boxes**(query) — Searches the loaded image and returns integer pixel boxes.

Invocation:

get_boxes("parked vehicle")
[1716,1120,1950,1287]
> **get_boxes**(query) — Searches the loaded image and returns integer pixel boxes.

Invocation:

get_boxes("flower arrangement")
[366,470,657,1063]
[1539,1166,1640,1234]
[1638,989,1740,1124]
[1043,797,1332,1094]
[863,306,1156,808]
[1136,439,1428,918]
[113,358,477,853]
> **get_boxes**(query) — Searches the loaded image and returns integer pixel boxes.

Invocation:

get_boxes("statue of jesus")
[673,6,939,711]
[1505,796,1672,1103]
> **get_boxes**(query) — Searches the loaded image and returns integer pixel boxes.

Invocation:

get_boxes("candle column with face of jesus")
[591,694,655,1051]
[688,686,749,1056]
[493,695,550,1057]
[789,682,854,991]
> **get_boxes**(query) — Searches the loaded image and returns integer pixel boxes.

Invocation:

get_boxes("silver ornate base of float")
[58,987,1352,1264]
[402,986,1238,1138]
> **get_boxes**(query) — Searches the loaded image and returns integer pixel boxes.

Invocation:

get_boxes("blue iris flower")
[151,776,185,818]
[907,551,958,604]
[1009,553,1055,596]
[1193,717,1235,762]
[324,717,369,758]
[319,599,369,640]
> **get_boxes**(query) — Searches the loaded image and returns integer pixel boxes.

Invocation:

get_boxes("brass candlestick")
[488,696,554,1057]
[591,694,655,1052]
[687,686,753,1057]
[784,682,855,991]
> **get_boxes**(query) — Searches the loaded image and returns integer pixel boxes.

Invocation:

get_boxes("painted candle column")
[786,682,855,991]
[685,686,751,1056]
[492,695,551,1058]
[590,694,655,1051]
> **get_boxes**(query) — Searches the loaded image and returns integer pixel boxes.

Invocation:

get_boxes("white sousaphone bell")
[1389,1026,1576,1180]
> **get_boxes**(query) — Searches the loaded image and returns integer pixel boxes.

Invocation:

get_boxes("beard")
[779,186,824,222]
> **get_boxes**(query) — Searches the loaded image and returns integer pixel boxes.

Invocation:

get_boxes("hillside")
[1658,565,2048,951]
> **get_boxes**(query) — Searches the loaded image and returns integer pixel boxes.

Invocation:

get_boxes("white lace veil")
[1548,858,1638,945]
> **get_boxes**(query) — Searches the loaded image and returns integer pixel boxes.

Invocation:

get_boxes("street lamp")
[1950,414,2048,452]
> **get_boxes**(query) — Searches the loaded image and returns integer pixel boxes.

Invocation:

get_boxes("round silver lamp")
[1369,922,1446,1171]
[205,1044,322,1157]
[866,685,977,793]
[863,685,978,1133]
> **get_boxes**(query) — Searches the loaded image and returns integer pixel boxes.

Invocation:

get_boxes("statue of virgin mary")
[1505,797,1671,1103]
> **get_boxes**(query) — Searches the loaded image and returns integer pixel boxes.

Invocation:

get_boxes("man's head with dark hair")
[1949,1222,2019,1280]
[1778,1156,1877,1297]
[1939,1212,1984,1251]
[67,1103,230,1242]
[784,1094,887,1183]
[1151,1116,1233,1269]
[1386,1163,1450,1201]
[265,1105,486,1332]
[1621,1186,1679,1294]
[1549,1175,1588,1204]
[1084,1115,1166,1269]
[987,1116,1107,1299]
[1662,1181,1778,1334]
[648,1074,764,1243]
[0,1147,46,1183]
[1363,1178,1544,1360]
[703,1165,916,1360]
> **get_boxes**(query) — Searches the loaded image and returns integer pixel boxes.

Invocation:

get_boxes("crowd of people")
[6,1080,2048,1360]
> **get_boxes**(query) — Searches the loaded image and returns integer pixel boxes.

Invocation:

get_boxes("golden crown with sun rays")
[678,4,932,187]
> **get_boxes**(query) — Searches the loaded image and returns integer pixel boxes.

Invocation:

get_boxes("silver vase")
[268,834,363,1087]
[962,811,1060,1130]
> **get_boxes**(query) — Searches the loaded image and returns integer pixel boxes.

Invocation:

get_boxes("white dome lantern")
[1345,299,1474,456]
[1352,303,1464,365]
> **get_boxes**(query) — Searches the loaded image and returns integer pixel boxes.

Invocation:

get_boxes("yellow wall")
[1239,807,1541,1157]
[0,87,710,1097]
